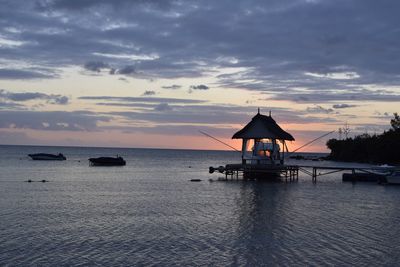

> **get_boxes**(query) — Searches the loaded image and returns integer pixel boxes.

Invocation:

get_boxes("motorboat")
[28,153,66,160]
[385,171,400,184]
[88,156,126,166]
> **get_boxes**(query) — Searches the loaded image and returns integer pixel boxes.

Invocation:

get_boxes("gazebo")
[232,110,295,166]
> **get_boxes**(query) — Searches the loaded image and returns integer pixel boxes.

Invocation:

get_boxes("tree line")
[326,113,400,164]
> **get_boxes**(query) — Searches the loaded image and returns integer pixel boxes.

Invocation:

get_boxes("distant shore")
[326,113,400,165]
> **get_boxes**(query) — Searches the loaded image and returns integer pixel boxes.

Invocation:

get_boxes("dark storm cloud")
[0,89,69,104]
[0,110,110,131]
[1,0,400,101]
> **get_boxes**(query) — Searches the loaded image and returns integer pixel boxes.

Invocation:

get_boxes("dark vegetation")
[326,113,400,164]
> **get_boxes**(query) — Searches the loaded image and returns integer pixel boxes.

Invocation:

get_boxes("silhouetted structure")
[232,110,294,165]
[210,110,298,180]
[327,113,400,164]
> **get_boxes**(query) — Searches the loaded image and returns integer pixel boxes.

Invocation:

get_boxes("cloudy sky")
[1,0,399,151]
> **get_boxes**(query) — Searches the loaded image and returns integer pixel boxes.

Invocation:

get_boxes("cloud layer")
[0,0,399,147]
[0,0,399,94]
[0,110,110,131]
[0,90,68,104]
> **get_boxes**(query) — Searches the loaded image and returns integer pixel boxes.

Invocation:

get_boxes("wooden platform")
[297,165,397,183]
[223,164,299,181]
[211,163,399,183]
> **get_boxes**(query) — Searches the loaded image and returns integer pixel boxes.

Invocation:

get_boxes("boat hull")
[385,174,400,184]
[342,173,385,182]
[28,153,66,160]
[89,157,126,166]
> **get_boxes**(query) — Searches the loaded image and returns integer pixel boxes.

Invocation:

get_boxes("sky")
[1,0,400,152]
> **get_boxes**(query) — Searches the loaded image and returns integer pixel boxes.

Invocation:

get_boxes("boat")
[88,156,126,166]
[385,171,400,184]
[28,153,66,160]
[342,172,385,182]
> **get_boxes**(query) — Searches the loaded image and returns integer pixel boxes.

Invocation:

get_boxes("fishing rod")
[287,130,335,155]
[198,130,241,152]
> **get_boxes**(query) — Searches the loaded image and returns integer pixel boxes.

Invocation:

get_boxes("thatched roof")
[232,112,295,140]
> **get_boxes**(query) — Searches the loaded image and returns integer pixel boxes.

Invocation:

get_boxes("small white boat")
[385,171,400,184]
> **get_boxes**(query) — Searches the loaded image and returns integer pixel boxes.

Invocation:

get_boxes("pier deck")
[297,165,397,183]
[224,164,299,181]
[214,163,398,183]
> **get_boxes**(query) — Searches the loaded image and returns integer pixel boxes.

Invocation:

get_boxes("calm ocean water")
[1,145,400,266]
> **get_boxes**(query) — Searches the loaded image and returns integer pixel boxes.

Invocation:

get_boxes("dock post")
[312,168,314,183]
[312,167,317,183]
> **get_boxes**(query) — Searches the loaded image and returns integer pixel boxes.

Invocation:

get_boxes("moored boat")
[385,171,400,184]
[28,153,66,160]
[88,156,126,166]
[342,172,385,182]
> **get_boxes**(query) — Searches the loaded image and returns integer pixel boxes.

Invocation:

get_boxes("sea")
[1,145,400,266]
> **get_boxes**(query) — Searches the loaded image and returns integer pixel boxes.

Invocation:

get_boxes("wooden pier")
[297,165,396,183]
[206,111,398,183]
[210,164,398,183]
[221,164,299,182]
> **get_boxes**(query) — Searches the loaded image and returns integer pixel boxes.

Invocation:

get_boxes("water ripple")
[1,148,400,266]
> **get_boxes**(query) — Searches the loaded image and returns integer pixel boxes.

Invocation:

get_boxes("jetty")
[211,163,299,182]
[209,110,299,180]
[208,110,399,183]
[211,163,398,183]
[298,165,396,183]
